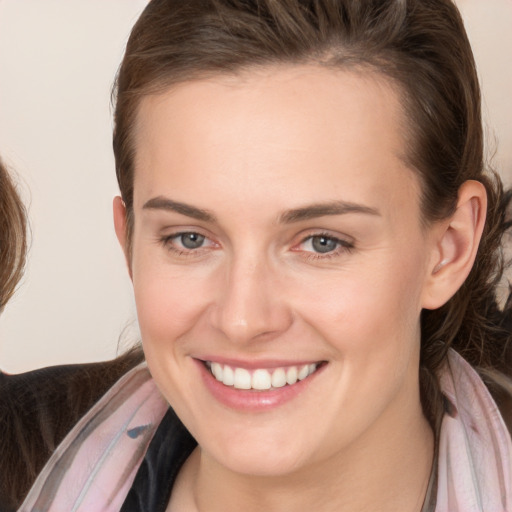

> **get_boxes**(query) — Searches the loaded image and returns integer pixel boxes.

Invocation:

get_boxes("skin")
[114,65,486,511]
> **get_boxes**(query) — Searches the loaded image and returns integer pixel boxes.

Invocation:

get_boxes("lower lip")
[196,360,325,412]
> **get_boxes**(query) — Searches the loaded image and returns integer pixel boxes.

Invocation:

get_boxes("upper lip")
[196,356,325,370]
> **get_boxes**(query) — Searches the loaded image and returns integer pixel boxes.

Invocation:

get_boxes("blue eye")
[178,232,205,249]
[298,234,353,256]
[160,231,214,255]
[310,235,339,254]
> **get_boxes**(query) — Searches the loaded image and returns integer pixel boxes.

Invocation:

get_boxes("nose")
[209,255,292,344]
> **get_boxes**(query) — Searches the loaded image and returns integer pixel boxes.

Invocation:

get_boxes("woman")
[19,0,512,510]
[0,159,144,511]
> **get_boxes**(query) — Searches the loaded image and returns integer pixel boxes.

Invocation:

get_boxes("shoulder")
[486,373,512,436]
[0,346,144,511]
[0,346,144,431]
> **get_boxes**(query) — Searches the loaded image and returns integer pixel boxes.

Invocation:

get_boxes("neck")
[170,393,434,512]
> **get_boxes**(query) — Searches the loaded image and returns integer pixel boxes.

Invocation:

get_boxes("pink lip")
[194,358,326,412]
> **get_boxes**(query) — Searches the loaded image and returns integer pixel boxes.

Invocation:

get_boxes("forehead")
[132,65,419,218]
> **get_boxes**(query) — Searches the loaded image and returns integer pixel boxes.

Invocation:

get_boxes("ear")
[421,180,487,310]
[113,196,133,279]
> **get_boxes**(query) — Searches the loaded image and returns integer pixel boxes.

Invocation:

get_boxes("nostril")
[208,279,293,344]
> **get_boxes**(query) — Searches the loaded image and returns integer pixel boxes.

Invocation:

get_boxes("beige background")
[0,0,511,373]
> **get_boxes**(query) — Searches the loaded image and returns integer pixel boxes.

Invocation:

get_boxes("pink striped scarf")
[18,351,512,511]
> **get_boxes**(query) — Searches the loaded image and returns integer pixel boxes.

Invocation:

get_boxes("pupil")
[181,233,205,249]
[312,236,336,254]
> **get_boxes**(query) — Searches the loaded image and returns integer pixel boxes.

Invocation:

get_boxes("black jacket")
[0,347,143,511]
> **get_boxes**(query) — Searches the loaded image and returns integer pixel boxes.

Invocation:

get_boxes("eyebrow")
[142,196,380,224]
[143,196,216,222]
[279,201,380,223]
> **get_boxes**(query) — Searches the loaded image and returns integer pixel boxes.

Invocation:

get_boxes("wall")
[0,0,511,372]
[0,0,147,371]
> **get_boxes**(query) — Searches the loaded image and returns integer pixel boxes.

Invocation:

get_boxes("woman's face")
[123,66,439,476]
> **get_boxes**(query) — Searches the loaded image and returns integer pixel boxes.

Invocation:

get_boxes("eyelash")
[158,231,354,260]
[159,232,215,258]
[295,233,355,261]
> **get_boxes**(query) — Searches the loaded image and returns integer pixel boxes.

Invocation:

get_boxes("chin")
[198,423,316,477]
[214,449,308,478]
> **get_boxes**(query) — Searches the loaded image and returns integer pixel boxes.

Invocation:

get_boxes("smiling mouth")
[204,361,323,391]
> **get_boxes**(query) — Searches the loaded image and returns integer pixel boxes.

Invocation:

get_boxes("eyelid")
[159,228,220,255]
[290,230,355,257]
[158,224,216,241]
[292,229,354,247]
[173,232,212,248]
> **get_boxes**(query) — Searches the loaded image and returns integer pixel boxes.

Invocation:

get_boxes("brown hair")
[112,0,512,424]
[0,158,27,310]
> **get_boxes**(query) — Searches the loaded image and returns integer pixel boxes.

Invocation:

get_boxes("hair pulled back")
[0,159,27,310]
[113,0,512,423]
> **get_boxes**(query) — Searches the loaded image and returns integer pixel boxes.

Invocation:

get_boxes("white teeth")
[234,368,251,389]
[223,365,234,386]
[211,362,223,381]
[252,369,272,390]
[286,366,298,385]
[271,368,287,388]
[208,362,319,390]
[298,364,309,381]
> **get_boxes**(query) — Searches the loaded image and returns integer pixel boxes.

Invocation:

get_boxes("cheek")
[134,278,195,340]
[131,254,214,346]
[131,260,214,404]
[294,253,426,358]
[296,256,426,425]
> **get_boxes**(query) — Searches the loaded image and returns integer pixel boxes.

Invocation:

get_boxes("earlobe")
[422,180,487,310]
[113,196,133,279]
